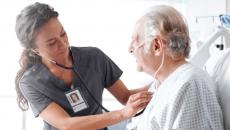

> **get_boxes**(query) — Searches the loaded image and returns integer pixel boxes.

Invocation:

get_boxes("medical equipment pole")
[226,0,230,15]
[22,111,26,130]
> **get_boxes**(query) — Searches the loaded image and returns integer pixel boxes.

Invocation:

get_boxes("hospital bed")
[190,15,230,130]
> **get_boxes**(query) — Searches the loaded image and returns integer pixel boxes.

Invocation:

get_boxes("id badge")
[65,88,88,113]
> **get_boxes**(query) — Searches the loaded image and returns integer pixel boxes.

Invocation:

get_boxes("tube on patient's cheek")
[133,43,144,53]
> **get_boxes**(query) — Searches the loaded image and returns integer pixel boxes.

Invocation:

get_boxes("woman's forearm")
[41,91,152,130]
[65,109,128,130]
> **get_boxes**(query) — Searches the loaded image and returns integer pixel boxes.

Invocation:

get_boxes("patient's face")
[129,20,150,72]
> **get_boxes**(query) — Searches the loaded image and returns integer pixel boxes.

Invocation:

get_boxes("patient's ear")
[152,38,164,56]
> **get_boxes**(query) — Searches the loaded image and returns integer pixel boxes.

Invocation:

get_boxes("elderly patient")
[128,5,224,130]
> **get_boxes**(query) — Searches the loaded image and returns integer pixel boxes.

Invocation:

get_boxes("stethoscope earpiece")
[31,49,40,56]
[31,49,57,64]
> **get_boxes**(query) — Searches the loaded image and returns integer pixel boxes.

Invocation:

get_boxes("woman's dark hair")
[15,2,58,111]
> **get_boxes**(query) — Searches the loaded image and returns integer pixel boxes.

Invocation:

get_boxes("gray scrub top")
[19,47,122,130]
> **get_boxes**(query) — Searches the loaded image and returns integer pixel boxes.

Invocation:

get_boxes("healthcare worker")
[15,2,152,130]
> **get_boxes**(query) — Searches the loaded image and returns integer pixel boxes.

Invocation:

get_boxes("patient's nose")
[128,43,134,53]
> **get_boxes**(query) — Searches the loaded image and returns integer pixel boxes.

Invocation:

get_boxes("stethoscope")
[32,47,144,116]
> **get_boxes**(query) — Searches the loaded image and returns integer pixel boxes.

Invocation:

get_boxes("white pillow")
[204,48,230,130]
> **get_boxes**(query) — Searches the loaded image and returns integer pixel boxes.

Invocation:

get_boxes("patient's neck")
[155,58,187,84]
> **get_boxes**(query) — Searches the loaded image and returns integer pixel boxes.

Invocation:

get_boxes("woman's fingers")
[128,91,153,104]
[128,91,153,109]
[131,94,152,108]
[122,91,153,118]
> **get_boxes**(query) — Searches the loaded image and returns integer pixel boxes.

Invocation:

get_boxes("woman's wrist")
[119,108,133,120]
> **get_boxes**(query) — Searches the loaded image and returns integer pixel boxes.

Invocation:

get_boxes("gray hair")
[15,2,59,49]
[15,2,59,111]
[142,5,191,58]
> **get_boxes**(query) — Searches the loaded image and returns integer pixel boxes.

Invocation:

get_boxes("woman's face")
[34,17,69,63]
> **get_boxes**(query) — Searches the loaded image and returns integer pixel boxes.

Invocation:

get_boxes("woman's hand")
[121,91,153,118]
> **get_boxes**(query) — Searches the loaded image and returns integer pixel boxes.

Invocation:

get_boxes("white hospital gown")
[134,63,224,130]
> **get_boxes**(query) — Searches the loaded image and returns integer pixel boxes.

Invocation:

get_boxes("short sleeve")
[20,81,52,117]
[171,81,223,130]
[101,50,123,88]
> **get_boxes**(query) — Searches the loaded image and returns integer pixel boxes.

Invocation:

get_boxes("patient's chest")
[145,80,185,129]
